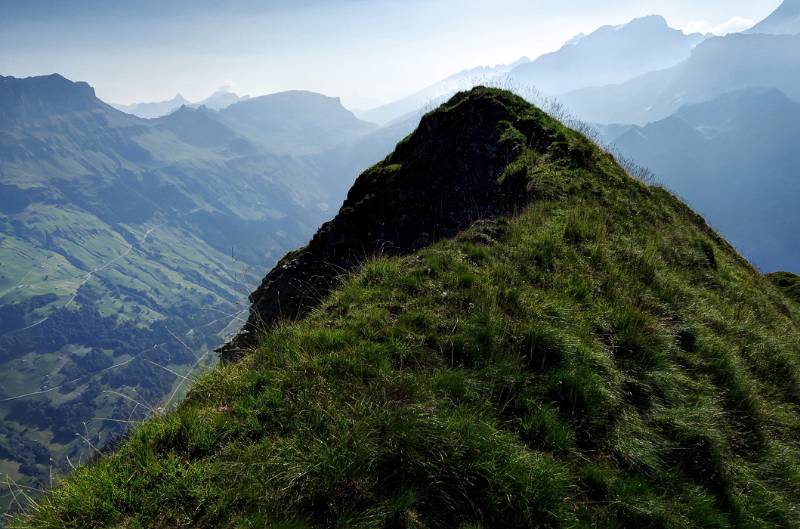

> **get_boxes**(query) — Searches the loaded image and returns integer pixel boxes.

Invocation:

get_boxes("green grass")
[11,88,800,528]
[769,272,800,304]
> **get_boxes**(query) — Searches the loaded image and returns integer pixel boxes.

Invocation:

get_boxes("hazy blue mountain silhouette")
[360,15,705,126]
[195,87,250,111]
[114,88,250,119]
[507,15,706,95]
[218,90,377,154]
[0,73,105,121]
[154,104,257,152]
[113,93,190,119]
[561,32,800,125]
[610,87,800,272]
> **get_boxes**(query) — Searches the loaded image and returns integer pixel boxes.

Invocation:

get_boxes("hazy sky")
[0,0,781,109]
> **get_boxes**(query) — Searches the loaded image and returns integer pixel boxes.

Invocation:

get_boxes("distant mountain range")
[358,15,707,125]
[605,87,800,272]
[539,0,800,275]
[561,32,800,125]
[0,73,397,496]
[112,93,191,119]
[506,15,706,95]
[113,87,251,118]
[115,89,378,155]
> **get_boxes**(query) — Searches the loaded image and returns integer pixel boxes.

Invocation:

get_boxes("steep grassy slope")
[12,88,800,529]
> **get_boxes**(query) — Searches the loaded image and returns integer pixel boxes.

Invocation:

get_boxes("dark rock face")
[220,88,564,361]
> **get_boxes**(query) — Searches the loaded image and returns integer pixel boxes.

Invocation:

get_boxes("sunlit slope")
[14,88,800,529]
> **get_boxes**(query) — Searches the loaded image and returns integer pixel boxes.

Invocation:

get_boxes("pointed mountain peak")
[222,87,574,357]
[571,14,677,45]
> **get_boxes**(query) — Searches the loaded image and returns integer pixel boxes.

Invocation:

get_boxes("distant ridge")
[113,93,189,119]
[506,15,706,95]
[359,14,706,125]
[113,88,249,119]
[561,32,800,124]
[218,90,377,155]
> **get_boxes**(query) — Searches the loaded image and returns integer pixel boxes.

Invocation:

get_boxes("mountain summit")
[0,73,101,121]
[13,88,800,528]
[217,90,376,154]
[222,88,557,358]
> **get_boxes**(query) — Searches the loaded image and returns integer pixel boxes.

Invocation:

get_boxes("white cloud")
[683,16,755,35]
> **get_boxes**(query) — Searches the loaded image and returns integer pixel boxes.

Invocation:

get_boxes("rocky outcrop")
[220,87,567,361]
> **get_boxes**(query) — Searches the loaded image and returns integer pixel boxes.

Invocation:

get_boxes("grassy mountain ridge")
[12,88,800,528]
[223,87,556,357]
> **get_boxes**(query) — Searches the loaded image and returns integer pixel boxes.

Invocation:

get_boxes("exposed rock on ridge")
[221,88,570,360]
